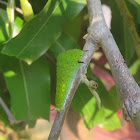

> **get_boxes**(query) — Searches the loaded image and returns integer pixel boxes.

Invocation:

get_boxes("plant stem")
[87,0,140,131]
[48,34,98,140]
[0,97,19,124]
[6,0,15,38]
[0,0,23,15]
[48,0,140,139]
[81,75,101,109]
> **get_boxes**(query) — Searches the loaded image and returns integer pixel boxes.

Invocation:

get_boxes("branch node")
[81,75,101,109]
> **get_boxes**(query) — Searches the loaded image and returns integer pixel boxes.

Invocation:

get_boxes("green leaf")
[127,0,140,24]
[90,76,120,111]
[129,59,140,84]
[64,12,83,41]
[100,108,121,131]
[0,54,50,120]
[129,59,140,75]
[13,17,24,37]
[107,86,121,110]
[2,0,86,62]
[0,87,10,124]
[0,9,9,41]
[20,0,34,21]
[72,82,121,130]
[0,8,23,42]
[135,0,140,5]
[72,84,105,129]
[29,0,51,14]
[110,0,135,67]
[6,0,15,38]
[49,32,80,55]
[0,77,19,130]
[72,74,121,130]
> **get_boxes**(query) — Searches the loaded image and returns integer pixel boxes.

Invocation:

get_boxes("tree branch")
[48,35,98,140]
[48,0,140,139]
[87,0,140,130]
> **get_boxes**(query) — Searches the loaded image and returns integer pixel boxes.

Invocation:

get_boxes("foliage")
[0,0,139,135]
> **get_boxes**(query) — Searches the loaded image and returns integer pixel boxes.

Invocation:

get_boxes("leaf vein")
[17,0,62,57]
[19,60,31,118]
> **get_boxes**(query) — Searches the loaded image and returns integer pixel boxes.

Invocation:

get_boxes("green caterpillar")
[55,49,84,111]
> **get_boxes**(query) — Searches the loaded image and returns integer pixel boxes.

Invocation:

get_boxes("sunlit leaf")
[72,75,121,130]
[2,0,86,62]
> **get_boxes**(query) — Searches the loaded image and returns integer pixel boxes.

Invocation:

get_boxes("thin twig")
[0,0,23,15]
[0,97,19,124]
[81,75,101,109]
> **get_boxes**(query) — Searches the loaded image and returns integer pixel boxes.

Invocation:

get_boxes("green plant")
[0,0,140,139]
